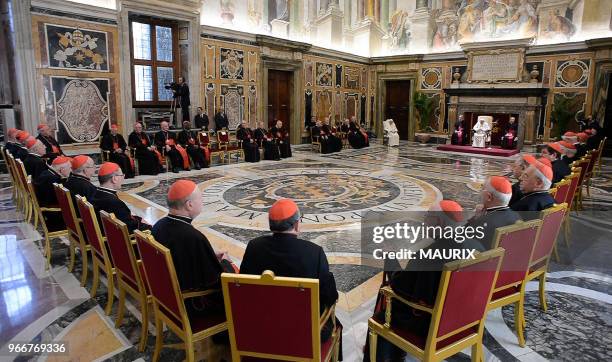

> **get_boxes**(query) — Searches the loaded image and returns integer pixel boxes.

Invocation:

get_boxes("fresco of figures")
[200,0,596,55]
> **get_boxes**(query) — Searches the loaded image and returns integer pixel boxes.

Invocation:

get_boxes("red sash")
[175,144,190,169]
[113,142,119,150]
[51,145,60,154]
[153,149,163,165]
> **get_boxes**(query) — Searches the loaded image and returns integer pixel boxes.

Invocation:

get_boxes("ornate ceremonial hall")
[0,0,611,361]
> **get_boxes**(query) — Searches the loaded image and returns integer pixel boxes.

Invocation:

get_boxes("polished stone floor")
[1,141,611,361]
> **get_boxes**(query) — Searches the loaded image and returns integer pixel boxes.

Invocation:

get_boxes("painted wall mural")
[200,0,611,57]
[44,24,108,72]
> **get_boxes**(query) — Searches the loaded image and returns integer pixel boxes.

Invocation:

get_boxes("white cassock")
[384,119,400,146]
[472,119,491,148]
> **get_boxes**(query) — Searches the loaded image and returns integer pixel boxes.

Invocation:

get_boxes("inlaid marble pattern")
[1,143,611,362]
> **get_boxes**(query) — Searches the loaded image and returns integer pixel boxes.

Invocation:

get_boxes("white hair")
[531,165,552,190]
[484,179,511,206]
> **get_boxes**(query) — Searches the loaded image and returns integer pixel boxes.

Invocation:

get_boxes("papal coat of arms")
[45,24,108,71]
[316,62,333,87]
[220,48,244,80]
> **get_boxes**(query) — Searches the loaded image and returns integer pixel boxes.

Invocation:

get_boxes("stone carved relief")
[316,62,333,87]
[221,84,244,130]
[45,24,108,72]
[52,77,109,143]
[247,51,258,82]
[220,48,244,80]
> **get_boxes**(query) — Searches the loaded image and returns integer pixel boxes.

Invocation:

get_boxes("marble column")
[10,0,38,132]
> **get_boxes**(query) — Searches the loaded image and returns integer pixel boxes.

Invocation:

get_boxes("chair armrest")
[379,286,433,327]
[182,289,220,299]
[40,207,61,212]
[320,304,336,329]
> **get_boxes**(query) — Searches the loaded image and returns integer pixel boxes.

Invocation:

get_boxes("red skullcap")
[488,176,512,194]
[559,140,576,150]
[25,138,37,149]
[110,124,118,130]
[537,157,552,168]
[16,131,30,141]
[37,123,48,131]
[168,179,197,201]
[547,142,564,154]
[52,156,72,166]
[576,133,588,142]
[98,162,120,177]
[71,155,90,170]
[439,200,463,222]
[269,199,299,221]
[563,131,576,137]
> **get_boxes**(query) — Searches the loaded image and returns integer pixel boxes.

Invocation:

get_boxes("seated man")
[128,122,162,175]
[271,120,292,158]
[36,123,64,162]
[154,121,189,173]
[4,128,20,156]
[236,121,260,163]
[311,120,334,154]
[194,107,209,130]
[101,124,134,178]
[14,131,32,160]
[541,142,571,185]
[23,139,48,179]
[321,117,342,153]
[501,116,518,149]
[254,121,280,161]
[177,121,207,170]
[152,180,235,317]
[467,176,521,250]
[471,117,490,148]
[240,199,340,346]
[511,157,555,213]
[586,127,602,151]
[65,155,98,205]
[33,155,72,231]
[365,200,473,361]
[347,117,368,149]
[450,115,467,146]
[384,119,400,147]
[559,140,578,166]
[575,132,589,159]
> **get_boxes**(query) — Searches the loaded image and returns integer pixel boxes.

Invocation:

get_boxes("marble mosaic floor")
[1,141,611,361]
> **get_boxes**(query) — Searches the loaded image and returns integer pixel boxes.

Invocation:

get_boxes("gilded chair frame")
[571,157,590,212]
[14,159,34,223]
[594,136,606,176]
[53,183,91,286]
[105,220,152,352]
[1,147,19,204]
[217,130,243,163]
[76,196,116,315]
[26,179,69,270]
[368,248,505,362]
[525,203,567,313]
[198,131,223,163]
[135,231,227,362]
[486,220,542,348]
[221,270,340,362]
[310,132,321,153]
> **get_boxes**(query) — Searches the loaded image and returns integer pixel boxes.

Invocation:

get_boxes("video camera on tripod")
[164,82,180,98]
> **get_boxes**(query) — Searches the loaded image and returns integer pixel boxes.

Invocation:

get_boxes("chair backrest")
[102,212,144,292]
[428,248,504,347]
[76,196,106,262]
[585,149,599,174]
[552,178,570,204]
[530,203,567,266]
[218,131,230,143]
[198,131,210,146]
[135,231,188,330]
[53,183,82,238]
[221,271,320,360]
[563,172,580,210]
[573,157,590,187]
[490,220,541,290]
[14,159,29,192]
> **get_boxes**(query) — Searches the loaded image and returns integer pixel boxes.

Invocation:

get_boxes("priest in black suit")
[271,120,291,158]
[541,142,571,185]
[177,121,207,169]
[511,158,555,214]
[36,123,64,162]
[128,122,162,175]
[100,124,134,178]
[154,121,188,173]
[64,155,98,206]
[254,121,280,161]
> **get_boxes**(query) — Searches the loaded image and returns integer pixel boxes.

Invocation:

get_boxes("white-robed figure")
[384,119,400,146]
[472,116,491,148]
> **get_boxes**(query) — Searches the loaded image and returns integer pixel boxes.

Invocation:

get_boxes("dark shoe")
[173,167,180,173]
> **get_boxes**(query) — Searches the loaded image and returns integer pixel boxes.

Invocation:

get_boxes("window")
[130,19,178,105]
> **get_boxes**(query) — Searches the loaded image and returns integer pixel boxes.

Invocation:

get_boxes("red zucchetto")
[168,179,197,201]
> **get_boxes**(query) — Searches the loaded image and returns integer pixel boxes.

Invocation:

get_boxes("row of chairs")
[311,130,349,153]
[369,203,568,361]
[2,145,341,361]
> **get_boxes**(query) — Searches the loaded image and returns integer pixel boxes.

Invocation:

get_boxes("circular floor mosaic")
[198,168,441,230]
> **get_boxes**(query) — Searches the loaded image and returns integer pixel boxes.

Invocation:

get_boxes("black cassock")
[177,129,208,168]
[128,131,161,175]
[152,214,226,318]
[91,187,150,233]
[552,159,571,185]
[509,181,522,207]
[214,112,229,131]
[254,128,280,160]
[321,125,342,153]
[464,206,521,250]
[240,233,340,347]
[36,135,63,162]
[154,130,186,171]
[64,173,98,208]
[194,113,209,130]
[33,168,65,232]
[271,126,292,158]
[23,153,48,179]
[501,122,518,149]
[236,126,260,162]
[347,122,367,149]
[450,120,468,145]
[13,145,29,160]
[100,133,134,178]
[510,191,555,217]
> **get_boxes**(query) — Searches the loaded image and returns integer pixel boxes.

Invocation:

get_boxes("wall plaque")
[467,49,524,83]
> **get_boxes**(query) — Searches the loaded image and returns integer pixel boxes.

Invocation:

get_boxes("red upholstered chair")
[76,196,116,315]
[217,130,243,163]
[368,248,504,362]
[135,231,227,362]
[54,183,90,286]
[221,270,342,362]
[571,157,590,212]
[584,148,600,197]
[486,220,541,347]
[525,203,567,312]
[103,215,152,352]
[26,179,68,270]
[552,178,570,205]
[198,131,223,162]
[560,173,579,245]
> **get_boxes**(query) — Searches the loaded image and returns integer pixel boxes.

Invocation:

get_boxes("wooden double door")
[267,69,292,137]
[385,80,411,140]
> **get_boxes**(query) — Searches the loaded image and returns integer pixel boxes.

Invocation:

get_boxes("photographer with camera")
[166,76,190,123]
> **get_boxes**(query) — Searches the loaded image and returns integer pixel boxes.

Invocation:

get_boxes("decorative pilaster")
[409,2,434,53]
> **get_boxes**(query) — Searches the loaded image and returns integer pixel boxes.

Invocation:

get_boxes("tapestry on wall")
[44,24,108,72]
[47,77,110,144]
